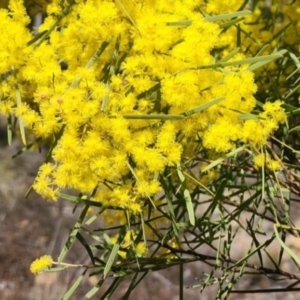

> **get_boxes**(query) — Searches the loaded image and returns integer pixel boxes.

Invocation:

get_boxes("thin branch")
[160,243,300,281]
[231,287,300,293]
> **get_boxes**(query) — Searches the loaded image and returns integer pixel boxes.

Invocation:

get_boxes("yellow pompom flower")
[135,242,148,257]
[253,153,265,169]
[267,159,282,172]
[30,255,53,275]
[254,153,282,172]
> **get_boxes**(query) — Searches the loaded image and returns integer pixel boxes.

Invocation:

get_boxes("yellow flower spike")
[30,255,53,275]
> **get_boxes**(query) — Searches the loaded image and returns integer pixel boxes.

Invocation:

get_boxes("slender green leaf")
[161,175,179,236]
[199,50,287,70]
[228,190,262,222]
[36,2,74,47]
[12,138,41,158]
[198,180,226,222]
[101,277,123,300]
[246,219,263,267]
[14,76,26,145]
[255,44,270,57]
[85,208,105,225]
[76,232,95,265]
[283,84,300,100]
[166,11,251,26]
[201,145,245,173]
[219,17,245,29]
[289,125,300,133]
[85,213,99,226]
[166,20,192,26]
[177,164,195,226]
[238,113,259,120]
[205,10,252,22]
[86,39,111,69]
[122,114,185,120]
[7,115,12,146]
[58,204,90,263]
[103,244,119,279]
[47,266,68,272]
[230,236,274,269]
[219,48,240,63]
[61,270,87,300]
[58,192,109,207]
[140,212,147,246]
[85,279,104,299]
[103,226,127,279]
[237,0,250,11]
[136,83,160,100]
[120,272,141,300]
[289,51,300,68]
[274,224,300,266]
[182,97,224,117]
[287,52,300,80]
[116,0,141,35]
[69,40,110,89]
[27,30,48,46]
[248,59,278,71]
[287,67,300,81]
[282,103,298,112]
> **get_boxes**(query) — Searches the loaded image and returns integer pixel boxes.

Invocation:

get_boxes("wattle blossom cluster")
[241,0,300,52]
[237,1,300,97]
[0,0,286,214]
[30,255,53,274]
